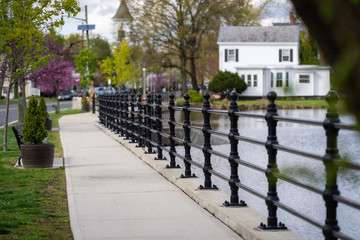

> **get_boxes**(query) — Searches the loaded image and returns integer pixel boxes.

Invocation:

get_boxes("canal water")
[161,109,360,240]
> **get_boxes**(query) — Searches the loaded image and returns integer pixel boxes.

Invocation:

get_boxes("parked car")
[95,87,116,95]
[76,89,86,97]
[58,90,75,101]
[94,87,105,95]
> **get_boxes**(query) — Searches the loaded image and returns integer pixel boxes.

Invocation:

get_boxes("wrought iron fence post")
[115,94,120,134]
[98,95,103,124]
[180,93,196,178]
[224,91,246,206]
[145,94,155,154]
[110,94,115,131]
[112,94,117,131]
[136,93,144,148]
[259,91,286,230]
[92,93,95,114]
[155,94,166,160]
[119,94,125,136]
[322,90,341,240]
[166,93,180,168]
[199,92,217,189]
[124,94,130,140]
[130,93,136,143]
[105,94,109,128]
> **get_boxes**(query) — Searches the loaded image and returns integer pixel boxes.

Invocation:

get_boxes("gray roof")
[218,26,300,43]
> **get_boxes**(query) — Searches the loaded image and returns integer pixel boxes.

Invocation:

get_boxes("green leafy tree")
[100,40,139,89]
[209,71,247,99]
[299,31,320,65]
[75,49,98,89]
[114,40,134,86]
[64,33,85,55]
[39,97,49,120]
[22,96,48,144]
[100,56,115,83]
[89,34,112,66]
[0,0,80,151]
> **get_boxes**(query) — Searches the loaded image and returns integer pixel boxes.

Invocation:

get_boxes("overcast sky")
[57,0,292,44]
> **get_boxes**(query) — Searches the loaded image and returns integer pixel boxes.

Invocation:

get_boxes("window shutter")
[225,49,228,62]
[236,49,239,62]
[290,49,293,62]
[279,49,282,62]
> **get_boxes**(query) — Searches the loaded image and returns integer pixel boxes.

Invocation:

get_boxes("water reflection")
[166,109,360,240]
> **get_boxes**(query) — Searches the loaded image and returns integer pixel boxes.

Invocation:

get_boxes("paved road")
[0,100,72,128]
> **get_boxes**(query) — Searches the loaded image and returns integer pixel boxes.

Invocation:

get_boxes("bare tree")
[134,0,262,93]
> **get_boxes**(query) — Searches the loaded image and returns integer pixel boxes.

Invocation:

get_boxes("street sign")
[77,24,95,30]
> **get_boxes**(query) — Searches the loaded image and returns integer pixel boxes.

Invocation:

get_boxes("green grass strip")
[0,108,82,239]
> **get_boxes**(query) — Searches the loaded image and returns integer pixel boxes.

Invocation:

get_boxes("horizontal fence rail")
[98,90,360,240]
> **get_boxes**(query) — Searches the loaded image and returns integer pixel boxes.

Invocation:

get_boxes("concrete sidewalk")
[59,112,242,240]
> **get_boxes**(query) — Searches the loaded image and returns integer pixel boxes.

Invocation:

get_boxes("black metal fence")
[98,91,360,240]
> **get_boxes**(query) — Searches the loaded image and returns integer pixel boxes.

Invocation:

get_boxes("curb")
[95,121,304,240]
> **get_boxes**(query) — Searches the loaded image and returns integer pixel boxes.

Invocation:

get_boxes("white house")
[217,25,331,98]
[1,80,40,99]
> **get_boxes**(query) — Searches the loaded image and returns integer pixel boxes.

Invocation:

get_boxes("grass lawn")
[174,95,334,109]
[210,98,346,110]
[237,99,328,108]
[0,108,82,239]
[0,99,18,105]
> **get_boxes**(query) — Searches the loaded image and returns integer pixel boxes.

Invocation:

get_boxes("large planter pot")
[82,105,90,112]
[20,144,55,168]
[45,118,52,130]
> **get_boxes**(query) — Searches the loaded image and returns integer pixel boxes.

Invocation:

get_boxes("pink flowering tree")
[146,73,169,93]
[32,57,78,113]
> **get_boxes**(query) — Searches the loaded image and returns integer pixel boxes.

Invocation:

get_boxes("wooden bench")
[11,123,48,166]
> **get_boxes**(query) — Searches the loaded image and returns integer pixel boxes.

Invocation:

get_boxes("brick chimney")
[290,11,296,25]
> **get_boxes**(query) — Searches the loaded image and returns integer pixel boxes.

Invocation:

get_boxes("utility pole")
[85,5,90,49]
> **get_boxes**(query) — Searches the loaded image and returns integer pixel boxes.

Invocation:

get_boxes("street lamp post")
[142,68,146,97]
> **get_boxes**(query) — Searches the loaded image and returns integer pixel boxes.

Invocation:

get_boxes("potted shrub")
[20,96,54,168]
[82,95,89,112]
[39,96,52,130]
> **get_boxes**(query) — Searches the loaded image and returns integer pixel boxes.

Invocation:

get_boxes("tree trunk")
[189,56,199,92]
[17,80,26,123]
[0,78,4,99]
[0,60,6,98]
[14,81,18,99]
[181,57,187,95]
[56,88,60,114]
[3,83,13,151]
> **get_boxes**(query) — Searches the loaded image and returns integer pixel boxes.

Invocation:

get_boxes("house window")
[279,49,293,62]
[299,74,310,83]
[282,49,290,61]
[248,75,251,87]
[225,49,239,62]
[276,73,283,87]
[228,50,235,61]
[271,72,274,87]
[253,75,258,87]
[241,75,245,80]
[285,72,289,87]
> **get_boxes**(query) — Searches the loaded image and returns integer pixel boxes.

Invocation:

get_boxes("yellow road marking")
[0,107,17,112]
